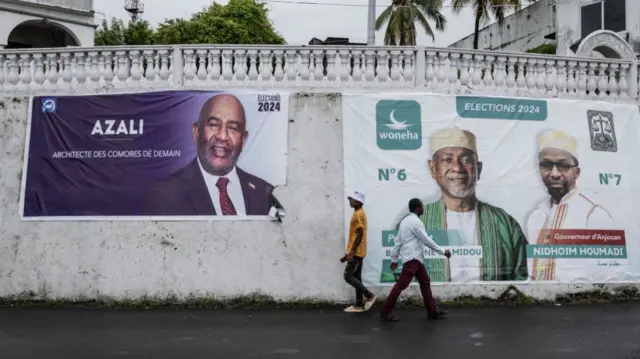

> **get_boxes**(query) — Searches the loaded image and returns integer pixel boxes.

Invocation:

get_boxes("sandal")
[380,315,399,322]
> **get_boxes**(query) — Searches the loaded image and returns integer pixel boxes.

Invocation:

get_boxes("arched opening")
[576,30,636,60]
[6,20,79,49]
[578,45,625,60]
[591,46,623,59]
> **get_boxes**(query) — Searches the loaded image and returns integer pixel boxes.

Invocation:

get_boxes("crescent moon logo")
[384,109,413,130]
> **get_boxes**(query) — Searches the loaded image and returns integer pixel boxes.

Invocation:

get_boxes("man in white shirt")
[380,198,452,322]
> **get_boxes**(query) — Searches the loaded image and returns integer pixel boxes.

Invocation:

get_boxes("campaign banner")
[343,93,640,285]
[20,90,288,220]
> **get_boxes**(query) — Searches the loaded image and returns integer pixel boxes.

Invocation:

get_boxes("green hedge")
[526,43,557,55]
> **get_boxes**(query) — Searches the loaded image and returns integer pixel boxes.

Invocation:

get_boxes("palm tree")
[452,0,531,50]
[375,0,446,46]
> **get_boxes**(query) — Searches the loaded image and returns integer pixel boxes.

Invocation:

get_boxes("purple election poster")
[20,90,288,220]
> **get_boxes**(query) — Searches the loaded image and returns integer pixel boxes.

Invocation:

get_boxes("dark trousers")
[344,256,373,306]
[381,259,437,315]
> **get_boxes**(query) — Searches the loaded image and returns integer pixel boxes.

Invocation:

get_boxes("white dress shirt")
[446,210,481,282]
[391,213,445,264]
[197,157,247,216]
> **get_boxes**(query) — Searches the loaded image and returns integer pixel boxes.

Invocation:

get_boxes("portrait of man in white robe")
[525,129,617,282]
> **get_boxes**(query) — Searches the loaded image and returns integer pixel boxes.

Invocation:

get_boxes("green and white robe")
[420,198,529,282]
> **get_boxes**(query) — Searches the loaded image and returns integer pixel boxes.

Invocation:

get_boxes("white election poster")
[342,93,640,286]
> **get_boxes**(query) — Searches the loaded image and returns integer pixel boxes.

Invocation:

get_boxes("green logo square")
[381,230,397,247]
[376,100,422,150]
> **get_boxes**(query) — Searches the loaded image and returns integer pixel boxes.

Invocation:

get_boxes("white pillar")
[628,60,638,100]
[367,0,375,46]
[172,45,184,86]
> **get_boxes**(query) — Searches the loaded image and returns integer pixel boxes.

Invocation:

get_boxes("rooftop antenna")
[124,0,144,22]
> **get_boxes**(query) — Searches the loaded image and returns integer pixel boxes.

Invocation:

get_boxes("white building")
[448,0,639,58]
[0,0,95,49]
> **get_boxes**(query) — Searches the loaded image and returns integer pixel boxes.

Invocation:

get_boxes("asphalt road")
[2,303,640,359]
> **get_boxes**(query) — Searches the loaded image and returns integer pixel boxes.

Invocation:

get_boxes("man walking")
[380,198,451,322]
[342,190,377,313]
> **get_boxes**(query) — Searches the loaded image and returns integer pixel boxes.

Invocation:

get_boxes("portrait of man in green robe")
[390,127,529,283]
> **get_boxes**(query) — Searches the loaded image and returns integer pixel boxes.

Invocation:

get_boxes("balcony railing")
[20,0,93,11]
[0,45,637,102]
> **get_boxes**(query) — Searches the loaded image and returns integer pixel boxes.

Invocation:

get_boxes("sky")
[94,0,483,47]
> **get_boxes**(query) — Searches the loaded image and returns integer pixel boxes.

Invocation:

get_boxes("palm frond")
[415,2,446,31]
[450,0,471,14]
[375,5,395,30]
[376,0,448,45]
[397,5,415,45]
[414,7,435,41]
[413,0,443,9]
[491,1,506,25]
[384,5,404,45]
[473,0,493,27]
[404,6,417,45]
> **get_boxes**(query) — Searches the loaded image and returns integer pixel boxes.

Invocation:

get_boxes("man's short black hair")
[408,198,422,213]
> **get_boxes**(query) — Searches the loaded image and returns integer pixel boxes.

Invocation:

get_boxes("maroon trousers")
[380,259,437,315]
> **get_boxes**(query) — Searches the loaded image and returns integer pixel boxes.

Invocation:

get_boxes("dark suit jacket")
[140,158,280,216]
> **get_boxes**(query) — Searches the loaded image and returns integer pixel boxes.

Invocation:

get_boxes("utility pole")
[367,0,375,45]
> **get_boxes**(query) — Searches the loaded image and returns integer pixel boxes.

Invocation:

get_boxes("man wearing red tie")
[141,94,280,216]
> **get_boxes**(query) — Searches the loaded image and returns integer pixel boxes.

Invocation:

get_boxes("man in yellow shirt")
[341,190,377,313]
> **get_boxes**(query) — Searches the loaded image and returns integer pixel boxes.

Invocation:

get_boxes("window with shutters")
[580,2,602,39]
[580,0,627,38]
[604,0,626,33]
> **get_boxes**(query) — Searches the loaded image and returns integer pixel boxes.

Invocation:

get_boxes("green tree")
[95,0,285,46]
[94,18,155,46]
[452,0,533,50]
[124,20,155,45]
[154,10,251,44]
[375,0,446,45]
[94,18,125,46]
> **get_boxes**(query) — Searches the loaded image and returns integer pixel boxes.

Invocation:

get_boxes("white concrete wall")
[447,0,555,53]
[449,0,640,57]
[555,0,582,56]
[24,0,94,12]
[625,0,640,43]
[555,0,618,56]
[556,0,640,56]
[2,92,637,303]
[0,93,351,302]
[0,2,95,48]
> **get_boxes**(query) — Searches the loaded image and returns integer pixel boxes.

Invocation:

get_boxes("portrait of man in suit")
[140,93,281,216]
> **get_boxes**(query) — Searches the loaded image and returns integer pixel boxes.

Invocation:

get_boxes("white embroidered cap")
[538,129,578,158]
[347,190,365,204]
[429,126,478,156]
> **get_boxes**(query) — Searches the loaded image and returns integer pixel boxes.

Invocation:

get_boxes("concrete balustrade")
[0,45,637,102]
